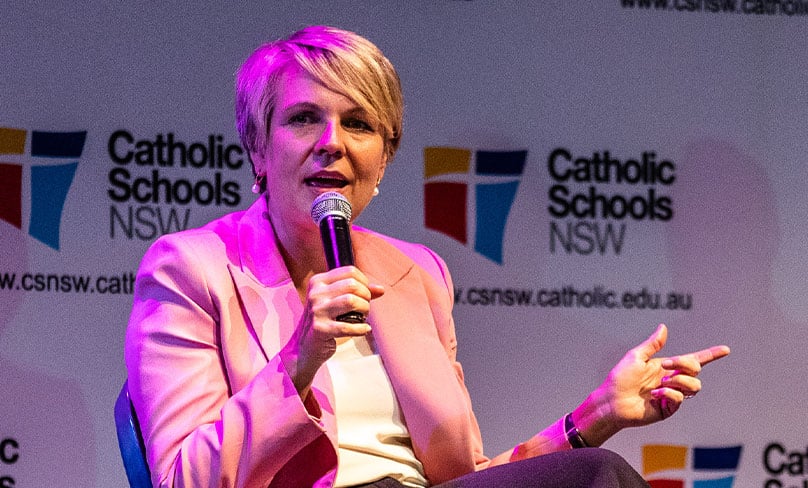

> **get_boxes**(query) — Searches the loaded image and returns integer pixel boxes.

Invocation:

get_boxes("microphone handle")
[319,216,365,324]
[319,216,354,269]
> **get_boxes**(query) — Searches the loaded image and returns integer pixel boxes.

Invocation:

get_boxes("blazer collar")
[227,196,419,364]
[235,196,413,288]
[230,198,475,481]
[235,196,292,287]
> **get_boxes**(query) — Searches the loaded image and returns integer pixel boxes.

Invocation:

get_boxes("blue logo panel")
[475,181,520,264]
[31,131,87,158]
[693,476,735,488]
[29,162,78,250]
[476,150,527,176]
[693,446,742,471]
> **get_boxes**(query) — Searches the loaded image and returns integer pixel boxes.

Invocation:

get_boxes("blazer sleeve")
[125,232,335,488]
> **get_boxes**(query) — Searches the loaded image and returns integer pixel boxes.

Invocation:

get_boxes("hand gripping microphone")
[310,191,365,324]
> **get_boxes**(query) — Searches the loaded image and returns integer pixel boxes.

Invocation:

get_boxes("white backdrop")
[2,1,807,486]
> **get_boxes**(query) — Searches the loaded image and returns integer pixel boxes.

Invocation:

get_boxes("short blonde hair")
[236,25,403,172]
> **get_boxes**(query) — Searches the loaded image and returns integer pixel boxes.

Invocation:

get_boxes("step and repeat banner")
[2,1,807,486]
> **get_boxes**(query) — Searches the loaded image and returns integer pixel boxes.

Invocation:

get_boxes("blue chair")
[114,381,153,488]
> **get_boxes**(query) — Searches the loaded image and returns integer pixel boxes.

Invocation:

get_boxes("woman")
[125,25,730,488]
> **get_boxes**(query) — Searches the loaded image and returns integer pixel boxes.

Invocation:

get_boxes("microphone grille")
[311,191,352,224]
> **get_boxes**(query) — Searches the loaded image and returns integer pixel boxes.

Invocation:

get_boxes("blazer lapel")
[227,198,338,436]
[223,202,472,481]
[231,198,301,358]
[355,232,476,482]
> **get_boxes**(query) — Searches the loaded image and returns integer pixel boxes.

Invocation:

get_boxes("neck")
[269,216,328,296]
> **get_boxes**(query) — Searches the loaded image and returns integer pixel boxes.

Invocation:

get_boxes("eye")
[287,111,319,126]
[343,117,375,133]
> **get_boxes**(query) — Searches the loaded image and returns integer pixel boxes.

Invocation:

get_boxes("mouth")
[304,172,348,189]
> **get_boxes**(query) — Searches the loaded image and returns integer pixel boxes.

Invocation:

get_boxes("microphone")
[310,191,364,324]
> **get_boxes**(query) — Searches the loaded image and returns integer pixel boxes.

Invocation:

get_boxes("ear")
[249,151,266,176]
[376,155,388,185]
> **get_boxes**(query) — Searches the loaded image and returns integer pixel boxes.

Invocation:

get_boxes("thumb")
[369,283,385,300]
[635,323,667,361]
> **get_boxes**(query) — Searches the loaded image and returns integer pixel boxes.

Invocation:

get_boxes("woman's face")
[253,65,388,237]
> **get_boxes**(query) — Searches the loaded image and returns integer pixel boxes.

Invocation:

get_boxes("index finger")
[692,345,730,366]
[325,265,368,283]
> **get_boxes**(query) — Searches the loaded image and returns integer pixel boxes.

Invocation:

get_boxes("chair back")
[114,380,152,488]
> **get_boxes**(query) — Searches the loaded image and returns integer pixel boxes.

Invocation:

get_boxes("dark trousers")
[351,448,650,488]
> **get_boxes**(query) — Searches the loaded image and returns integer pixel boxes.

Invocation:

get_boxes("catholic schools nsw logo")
[642,444,743,487]
[423,147,526,264]
[0,127,85,250]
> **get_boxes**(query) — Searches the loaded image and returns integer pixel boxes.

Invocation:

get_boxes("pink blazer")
[125,197,489,488]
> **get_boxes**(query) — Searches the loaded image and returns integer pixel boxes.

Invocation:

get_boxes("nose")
[314,120,344,163]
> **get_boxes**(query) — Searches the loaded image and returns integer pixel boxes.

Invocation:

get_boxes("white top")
[327,336,428,488]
